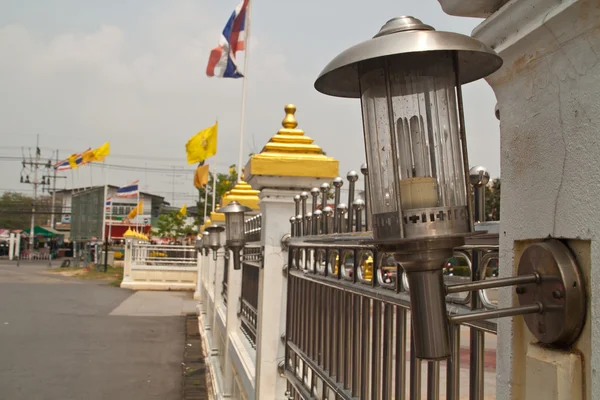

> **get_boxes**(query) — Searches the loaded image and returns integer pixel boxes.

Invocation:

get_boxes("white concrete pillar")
[8,233,15,261]
[454,1,599,398]
[254,188,295,399]
[223,246,243,394]
[194,250,203,301]
[15,234,20,259]
[122,238,133,283]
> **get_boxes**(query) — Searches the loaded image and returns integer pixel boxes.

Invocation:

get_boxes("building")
[51,185,166,241]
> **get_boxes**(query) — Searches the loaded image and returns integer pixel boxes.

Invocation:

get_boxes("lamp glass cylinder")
[208,230,221,249]
[359,52,468,241]
[225,212,245,243]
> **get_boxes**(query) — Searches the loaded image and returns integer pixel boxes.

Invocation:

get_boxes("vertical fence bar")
[360,163,370,231]
[427,361,440,400]
[360,297,370,399]
[332,177,343,229]
[346,171,358,232]
[352,294,359,396]
[470,249,485,400]
[320,183,330,234]
[341,290,348,388]
[300,192,308,237]
[395,307,407,400]
[409,336,422,400]
[470,166,487,400]
[371,300,382,400]
[382,303,394,399]
[311,187,319,234]
[447,324,461,400]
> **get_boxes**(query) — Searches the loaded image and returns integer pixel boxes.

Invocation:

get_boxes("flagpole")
[102,165,109,272]
[212,171,217,212]
[237,0,252,181]
[203,167,209,224]
[136,191,140,233]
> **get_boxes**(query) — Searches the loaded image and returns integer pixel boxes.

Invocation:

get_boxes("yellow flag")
[186,122,218,164]
[67,154,79,169]
[178,204,187,217]
[128,200,143,219]
[194,165,210,189]
[85,142,111,163]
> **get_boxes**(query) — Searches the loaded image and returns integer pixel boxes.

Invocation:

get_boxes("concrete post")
[436,0,598,398]
[194,250,203,301]
[15,234,20,259]
[9,233,14,261]
[122,238,133,283]
[244,103,339,399]
[223,246,243,395]
[253,189,295,399]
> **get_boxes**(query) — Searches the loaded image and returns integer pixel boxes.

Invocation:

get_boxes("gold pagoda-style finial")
[243,103,339,179]
[282,104,298,129]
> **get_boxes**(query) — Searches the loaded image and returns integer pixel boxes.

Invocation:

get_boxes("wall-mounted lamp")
[315,15,587,361]
[315,16,504,360]
[205,224,225,261]
[201,231,210,256]
[195,234,203,253]
[217,200,252,270]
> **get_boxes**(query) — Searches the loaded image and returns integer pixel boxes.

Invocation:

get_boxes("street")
[0,261,194,400]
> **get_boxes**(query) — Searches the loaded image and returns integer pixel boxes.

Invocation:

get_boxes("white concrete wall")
[469,0,598,398]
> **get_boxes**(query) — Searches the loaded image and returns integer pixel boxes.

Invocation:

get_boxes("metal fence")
[283,172,500,400]
[131,243,197,269]
[240,214,262,347]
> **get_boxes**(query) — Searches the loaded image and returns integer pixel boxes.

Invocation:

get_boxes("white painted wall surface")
[469,0,599,398]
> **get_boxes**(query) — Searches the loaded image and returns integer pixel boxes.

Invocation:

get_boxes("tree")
[0,192,59,229]
[196,164,238,223]
[155,213,176,238]
[485,178,501,221]
[153,210,196,239]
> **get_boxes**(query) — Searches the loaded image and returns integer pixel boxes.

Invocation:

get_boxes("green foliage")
[154,210,194,238]
[195,164,238,223]
[485,178,501,221]
[0,192,57,229]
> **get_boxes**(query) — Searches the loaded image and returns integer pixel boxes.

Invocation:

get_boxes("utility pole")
[50,151,58,229]
[20,136,57,250]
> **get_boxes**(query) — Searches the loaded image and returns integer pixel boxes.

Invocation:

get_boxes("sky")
[0,0,500,207]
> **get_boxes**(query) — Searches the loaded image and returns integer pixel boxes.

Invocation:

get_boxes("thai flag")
[105,197,112,207]
[115,180,139,198]
[54,148,91,170]
[206,0,249,78]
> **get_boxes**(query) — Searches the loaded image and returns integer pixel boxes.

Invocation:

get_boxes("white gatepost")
[9,233,15,261]
[245,104,339,399]
[253,188,295,399]
[194,247,203,301]
[438,1,597,399]
[121,235,134,284]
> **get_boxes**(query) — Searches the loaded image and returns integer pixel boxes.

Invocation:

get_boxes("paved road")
[0,261,193,400]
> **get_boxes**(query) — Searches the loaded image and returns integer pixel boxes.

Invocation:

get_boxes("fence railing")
[131,243,197,268]
[283,168,500,400]
[240,214,262,348]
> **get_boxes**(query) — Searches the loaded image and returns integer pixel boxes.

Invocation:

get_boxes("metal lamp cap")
[216,200,252,215]
[205,224,225,233]
[374,16,434,37]
[469,166,490,186]
[314,16,503,98]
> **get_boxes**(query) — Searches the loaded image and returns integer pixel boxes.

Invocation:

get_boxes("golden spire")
[245,104,339,178]
[221,171,260,210]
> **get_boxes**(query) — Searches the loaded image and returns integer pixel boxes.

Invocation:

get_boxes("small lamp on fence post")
[194,234,203,253]
[201,231,210,257]
[314,16,502,360]
[206,224,225,261]
[217,200,252,270]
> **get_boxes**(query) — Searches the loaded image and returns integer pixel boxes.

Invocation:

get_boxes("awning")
[22,226,65,238]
